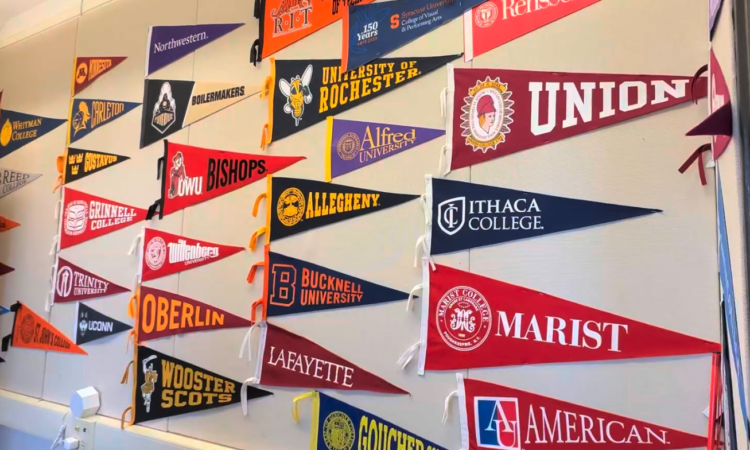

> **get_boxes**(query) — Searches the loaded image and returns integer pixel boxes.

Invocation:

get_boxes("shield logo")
[475,397,521,450]
[438,197,466,236]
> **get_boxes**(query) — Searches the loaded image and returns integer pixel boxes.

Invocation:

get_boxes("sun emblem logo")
[460,77,514,153]
[277,187,306,226]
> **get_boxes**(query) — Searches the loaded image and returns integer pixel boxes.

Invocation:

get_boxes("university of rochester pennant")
[68,98,141,144]
[0,110,67,159]
[0,214,20,232]
[75,302,132,345]
[52,256,129,306]
[72,56,127,96]
[146,24,244,75]
[0,167,41,199]
[56,147,130,190]
[1,302,87,355]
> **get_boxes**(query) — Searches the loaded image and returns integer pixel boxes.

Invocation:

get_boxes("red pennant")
[420,264,719,372]
[53,257,129,304]
[0,214,20,233]
[7,302,87,355]
[71,57,127,96]
[139,228,244,282]
[0,262,14,276]
[686,50,732,159]
[458,375,706,450]
[58,187,147,250]
[258,322,408,395]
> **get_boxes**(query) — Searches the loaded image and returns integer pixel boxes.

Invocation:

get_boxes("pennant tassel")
[690,64,708,104]
[250,298,265,323]
[291,391,315,424]
[250,227,266,251]
[250,40,260,65]
[127,230,144,256]
[253,193,267,217]
[241,378,261,416]
[120,360,134,384]
[679,144,712,186]
[239,321,262,361]
[437,145,450,178]
[120,406,133,430]
[260,124,269,151]
[1,333,12,352]
[442,390,457,425]
[406,284,422,312]
[397,341,421,370]
[414,236,435,270]
[48,235,59,256]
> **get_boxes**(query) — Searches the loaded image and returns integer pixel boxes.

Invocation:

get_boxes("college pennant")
[453,374,706,450]
[0,262,14,276]
[0,305,10,315]
[444,66,707,173]
[0,214,19,232]
[75,302,132,345]
[262,55,458,147]
[72,57,127,96]
[325,118,444,181]
[55,147,130,190]
[52,256,129,306]
[146,24,244,76]
[0,110,66,159]
[68,98,141,144]
[686,50,732,160]
[1,302,87,355]
[121,344,272,428]
[0,167,41,199]
[710,0,725,35]
[140,80,260,148]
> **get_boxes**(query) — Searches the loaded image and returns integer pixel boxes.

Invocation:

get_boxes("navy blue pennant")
[75,302,132,345]
[0,110,67,158]
[68,99,141,144]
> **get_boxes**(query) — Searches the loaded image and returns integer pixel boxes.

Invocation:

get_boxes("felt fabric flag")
[140,80,260,148]
[454,374,707,450]
[0,167,41,199]
[55,147,130,191]
[261,55,459,147]
[0,262,14,276]
[0,214,19,232]
[686,50,732,159]
[72,57,127,96]
[51,256,129,306]
[120,344,272,428]
[75,302,132,345]
[0,306,10,315]
[325,118,444,181]
[443,65,707,173]
[68,98,140,145]
[1,302,87,355]
[147,141,304,219]
[0,110,66,159]
[146,24,244,76]
[710,0,725,35]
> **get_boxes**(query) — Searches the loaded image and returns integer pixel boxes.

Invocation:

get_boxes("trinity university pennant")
[0,214,20,232]
[262,55,458,147]
[0,167,41,199]
[325,118,444,181]
[146,24,244,76]
[0,110,66,159]
[686,49,732,159]
[0,262,14,276]
[121,344,272,427]
[427,177,660,255]
[52,256,129,306]
[455,374,706,450]
[140,80,260,148]
[72,56,127,96]
[56,147,130,190]
[75,302,132,345]
[445,66,707,172]
[1,302,87,355]
[58,187,148,251]
[68,98,141,144]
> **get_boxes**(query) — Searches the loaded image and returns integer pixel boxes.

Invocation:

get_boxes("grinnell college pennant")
[2,302,87,355]
[72,56,127,96]
[0,110,66,159]
[68,98,141,144]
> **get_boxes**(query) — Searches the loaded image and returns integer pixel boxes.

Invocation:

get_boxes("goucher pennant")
[1,302,87,355]
[72,57,127,96]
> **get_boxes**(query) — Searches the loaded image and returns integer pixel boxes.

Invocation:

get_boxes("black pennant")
[63,148,130,186]
[75,303,132,345]
[140,80,194,148]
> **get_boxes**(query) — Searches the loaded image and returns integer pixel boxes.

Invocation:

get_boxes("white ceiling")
[0,0,49,29]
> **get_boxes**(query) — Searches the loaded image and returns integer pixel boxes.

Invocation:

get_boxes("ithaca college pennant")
[426,177,660,255]
[463,0,601,61]
[262,55,458,147]
[686,49,732,159]
[72,57,127,96]
[121,345,272,427]
[52,256,129,306]
[146,24,244,75]
[56,147,130,190]
[0,168,41,199]
[0,214,20,232]
[0,262,14,276]
[75,302,132,345]
[140,80,260,148]
[455,374,706,450]
[1,302,87,355]
[325,118,444,181]
[68,98,140,145]
[444,66,707,173]
[0,110,66,158]
[58,187,148,251]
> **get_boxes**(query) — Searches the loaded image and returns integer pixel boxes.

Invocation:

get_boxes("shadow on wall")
[0,424,51,450]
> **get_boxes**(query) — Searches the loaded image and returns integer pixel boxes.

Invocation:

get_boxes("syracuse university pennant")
[0,110,67,159]
[56,147,130,191]
[68,98,141,144]
[75,302,132,345]
[0,167,41,199]
[0,214,20,232]
[454,374,706,450]
[1,302,87,355]
[325,117,444,181]
[52,256,129,306]
[146,24,244,75]
[72,56,127,96]
[140,80,260,148]
[444,66,707,173]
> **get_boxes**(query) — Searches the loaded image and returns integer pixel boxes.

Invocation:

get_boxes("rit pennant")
[55,147,130,191]
[1,302,87,355]
[72,56,127,96]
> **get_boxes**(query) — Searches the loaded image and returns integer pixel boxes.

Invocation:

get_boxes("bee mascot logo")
[277,187,305,226]
[323,411,355,450]
[280,65,313,126]
[72,102,91,136]
[152,82,177,134]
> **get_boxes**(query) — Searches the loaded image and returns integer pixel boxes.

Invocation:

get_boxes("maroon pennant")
[686,50,732,159]
[52,256,129,305]
[0,262,14,276]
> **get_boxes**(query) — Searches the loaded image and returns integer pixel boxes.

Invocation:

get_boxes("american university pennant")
[75,302,132,345]
[68,98,141,144]
[1,302,87,355]
[72,57,127,96]
[56,147,130,190]
[146,24,244,76]
[0,214,20,232]
[0,110,66,158]
[52,256,129,306]
[0,167,42,199]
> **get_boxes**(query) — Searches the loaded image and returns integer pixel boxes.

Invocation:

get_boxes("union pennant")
[0,214,20,232]
[1,302,87,355]
[75,302,132,345]
[0,167,41,199]
[72,57,127,96]
[52,256,129,306]
[0,110,67,159]
[68,98,141,145]
[55,147,130,191]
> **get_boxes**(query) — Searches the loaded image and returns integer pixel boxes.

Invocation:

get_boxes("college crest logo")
[323,411,356,450]
[437,197,466,236]
[280,64,313,126]
[336,132,360,161]
[145,236,167,270]
[20,314,35,344]
[64,200,88,236]
[56,266,74,297]
[152,82,177,134]
[436,286,491,351]
[277,187,306,226]
[475,397,521,450]
[474,3,498,28]
[461,77,514,153]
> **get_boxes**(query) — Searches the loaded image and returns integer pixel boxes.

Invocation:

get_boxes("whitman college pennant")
[55,147,130,190]
[140,80,260,148]
[453,374,706,450]
[1,302,87,355]
[68,98,141,144]
[121,345,272,428]
[325,118,444,181]
[0,214,20,232]
[444,66,707,173]
[146,24,244,76]
[262,55,458,147]
[52,256,129,306]
[686,49,732,159]
[0,167,41,199]
[0,110,66,158]
[72,57,127,96]
[0,262,14,276]
[75,302,132,345]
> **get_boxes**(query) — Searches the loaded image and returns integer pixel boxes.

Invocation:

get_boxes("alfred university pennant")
[52,256,129,306]
[57,187,148,251]
[148,141,304,219]
[68,98,140,144]
[121,345,272,427]
[0,262,14,276]
[454,374,706,450]
[0,168,41,199]
[0,110,66,159]
[444,66,707,173]
[0,214,19,232]
[146,24,244,75]
[262,55,457,147]
[75,302,132,345]
[686,49,732,159]
[1,302,87,355]
[140,79,260,148]
[56,147,130,190]
[325,118,444,181]
[72,56,127,96]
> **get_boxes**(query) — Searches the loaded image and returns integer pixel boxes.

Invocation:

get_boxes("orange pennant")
[0,214,20,233]
[6,302,87,355]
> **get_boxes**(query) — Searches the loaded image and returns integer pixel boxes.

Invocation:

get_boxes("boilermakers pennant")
[55,147,130,190]
[0,214,19,232]
[146,24,244,76]
[262,54,458,147]
[0,167,41,199]
[75,302,132,345]
[121,344,272,427]
[454,374,707,450]
[52,256,129,306]
[0,110,66,158]
[686,50,732,159]
[68,98,140,144]
[325,118,444,181]
[0,262,14,276]
[140,80,260,148]
[72,57,127,96]
[426,176,660,255]
[444,66,707,173]
[1,302,87,355]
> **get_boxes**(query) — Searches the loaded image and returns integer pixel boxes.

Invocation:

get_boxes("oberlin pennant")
[140,80,260,148]
[262,54,459,147]
[426,176,660,255]
[58,187,148,251]
[75,302,132,345]
[72,57,127,96]
[325,117,444,181]
[52,256,129,306]
[0,214,19,232]
[0,167,41,199]
[121,344,272,428]
[686,49,732,160]
[68,98,141,144]
[444,65,708,173]
[0,110,66,159]
[454,374,706,450]
[148,141,304,219]
[0,262,14,276]
[1,302,87,355]
[55,147,130,190]
[146,24,244,76]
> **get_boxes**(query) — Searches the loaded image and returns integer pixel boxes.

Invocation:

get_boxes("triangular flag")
[710,0,725,35]
[444,66,707,173]
[455,374,706,450]
[0,305,10,315]
[72,57,127,96]
[121,344,272,427]
[52,256,129,305]
[57,187,148,251]
[262,55,459,147]
[146,24,244,76]
[0,110,67,158]
[0,262,14,276]
[686,50,732,159]
[68,99,141,144]
[254,322,408,394]
[140,80,260,148]
[2,302,87,355]
[325,118,444,181]
[463,0,601,61]
[0,214,20,232]
[148,141,304,219]
[427,176,660,255]
[75,302,132,345]
[56,147,130,190]
[0,167,41,199]
[137,228,244,282]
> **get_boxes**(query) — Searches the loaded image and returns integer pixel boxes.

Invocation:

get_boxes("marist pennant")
[0,214,19,232]
[52,256,129,306]
[68,98,141,144]
[56,147,130,190]
[146,24,244,76]
[75,302,132,345]
[0,110,67,159]
[72,56,127,96]
[1,302,87,355]
[0,167,41,199]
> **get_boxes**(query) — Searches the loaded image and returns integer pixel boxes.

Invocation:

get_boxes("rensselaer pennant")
[0,167,41,199]
[261,55,459,147]
[0,110,66,159]
[55,147,130,191]
[453,374,706,450]
[425,176,660,256]
[444,65,708,173]
[51,256,129,306]
[146,24,244,76]
[0,262,14,276]
[75,302,132,345]
[0,214,19,232]
[1,302,87,355]
[72,57,127,96]
[68,98,141,145]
